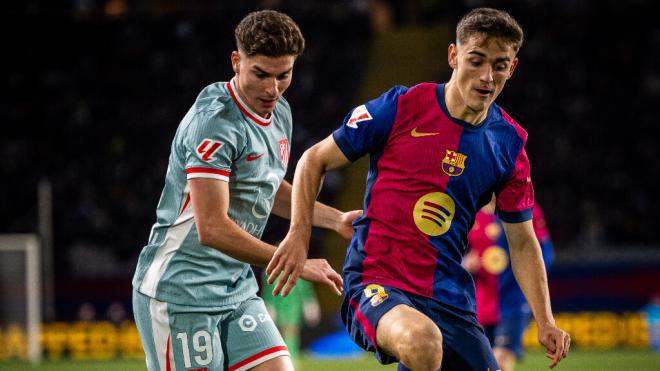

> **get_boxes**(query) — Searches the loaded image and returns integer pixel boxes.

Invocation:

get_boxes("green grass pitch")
[1,349,659,370]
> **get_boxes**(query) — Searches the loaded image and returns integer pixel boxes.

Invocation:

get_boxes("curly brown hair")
[456,8,524,52]
[235,10,305,57]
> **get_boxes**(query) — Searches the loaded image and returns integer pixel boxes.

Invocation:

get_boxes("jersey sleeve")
[183,109,245,182]
[332,85,408,161]
[495,144,534,223]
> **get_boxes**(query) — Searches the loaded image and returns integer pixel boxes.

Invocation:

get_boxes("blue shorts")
[341,284,498,371]
[483,324,496,345]
[493,315,530,358]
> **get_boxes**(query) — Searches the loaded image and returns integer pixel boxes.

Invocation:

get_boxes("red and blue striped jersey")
[333,83,534,314]
[467,210,506,325]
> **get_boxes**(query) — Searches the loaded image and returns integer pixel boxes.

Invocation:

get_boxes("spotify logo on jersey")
[413,192,455,236]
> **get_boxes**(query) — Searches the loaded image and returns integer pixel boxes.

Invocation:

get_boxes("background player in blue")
[132,10,359,371]
[269,7,569,371]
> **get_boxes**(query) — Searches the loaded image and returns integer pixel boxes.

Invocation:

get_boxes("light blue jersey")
[133,79,292,307]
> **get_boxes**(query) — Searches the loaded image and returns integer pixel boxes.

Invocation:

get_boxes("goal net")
[0,234,42,364]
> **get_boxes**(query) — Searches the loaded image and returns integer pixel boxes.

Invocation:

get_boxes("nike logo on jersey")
[246,153,265,161]
[411,127,439,137]
[346,105,372,128]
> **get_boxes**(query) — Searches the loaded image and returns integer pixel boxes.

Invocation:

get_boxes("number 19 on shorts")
[176,330,213,367]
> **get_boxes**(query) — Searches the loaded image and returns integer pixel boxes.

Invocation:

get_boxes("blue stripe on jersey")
[334,86,408,291]
[497,208,533,223]
[332,86,408,162]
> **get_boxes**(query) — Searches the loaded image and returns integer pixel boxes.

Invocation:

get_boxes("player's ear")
[231,51,241,74]
[448,43,458,70]
[507,57,519,79]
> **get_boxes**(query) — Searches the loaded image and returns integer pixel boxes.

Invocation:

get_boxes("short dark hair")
[456,8,524,52]
[235,10,305,57]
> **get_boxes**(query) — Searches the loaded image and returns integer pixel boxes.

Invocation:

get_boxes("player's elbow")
[300,145,319,164]
[197,228,213,247]
[196,215,232,247]
[300,143,329,173]
[196,224,214,246]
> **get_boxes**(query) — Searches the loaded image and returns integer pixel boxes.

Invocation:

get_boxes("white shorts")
[133,289,289,370]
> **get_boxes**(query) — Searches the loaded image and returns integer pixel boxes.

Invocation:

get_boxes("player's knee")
[396,322,442,370]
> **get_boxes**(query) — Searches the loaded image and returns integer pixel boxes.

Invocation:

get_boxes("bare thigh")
[375,304,442,358]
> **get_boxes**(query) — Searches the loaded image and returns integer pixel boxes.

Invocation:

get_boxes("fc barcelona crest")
[279,139,290,168]
[442,149,467,176]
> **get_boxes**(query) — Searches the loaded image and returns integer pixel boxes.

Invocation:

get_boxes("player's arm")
[502,220,570,368]
[189,177,342,294]
[191,177,276,265]
[271,180,361,240]
[267,135,354,296]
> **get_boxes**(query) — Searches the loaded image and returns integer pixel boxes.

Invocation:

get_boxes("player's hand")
[300,258,343,296]
[538,321,570,368]
[266,233,308,297]
[335,210,363,240]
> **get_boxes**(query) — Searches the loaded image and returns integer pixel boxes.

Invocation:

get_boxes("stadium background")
[1,0,660,369]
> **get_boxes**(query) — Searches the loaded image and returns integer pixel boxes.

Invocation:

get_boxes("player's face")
[231,51,295,117]
[447,34,518,121]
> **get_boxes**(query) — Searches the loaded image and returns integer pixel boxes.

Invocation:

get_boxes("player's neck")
[444,83,488,126]
[233,79,272,120]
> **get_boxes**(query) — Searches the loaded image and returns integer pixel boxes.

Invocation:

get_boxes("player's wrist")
[536,318,557,330]
[284,227,312,248]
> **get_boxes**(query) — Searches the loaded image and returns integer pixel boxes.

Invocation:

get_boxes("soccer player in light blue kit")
[132,10,359,371]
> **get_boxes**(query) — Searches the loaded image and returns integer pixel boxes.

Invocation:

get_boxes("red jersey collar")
[227,78,272,127]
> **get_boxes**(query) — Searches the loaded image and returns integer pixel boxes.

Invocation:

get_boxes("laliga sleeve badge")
[346,105,372,129]
[278,139,289,168]
[196,138,223,162]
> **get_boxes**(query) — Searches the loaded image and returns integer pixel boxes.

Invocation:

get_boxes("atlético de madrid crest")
[442,149,467,176]
[279,139,289,168]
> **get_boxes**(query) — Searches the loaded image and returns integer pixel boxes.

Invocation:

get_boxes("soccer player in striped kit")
[269,7,569,371]
[132,10,358,371]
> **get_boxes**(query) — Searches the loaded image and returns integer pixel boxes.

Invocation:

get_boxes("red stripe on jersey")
[360,83,463,298]
[349,298,377,347]
[533,203,550,241]
[469,211,501,326]
[185,167,230,177]
[226,82,271,127]
[166,335,171,371]
[495,144,533,213]
[179,194,191,216]
[496,107,533,214]
[228,345,288,371]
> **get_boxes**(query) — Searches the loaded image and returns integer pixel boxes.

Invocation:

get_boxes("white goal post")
[0,234,42,364]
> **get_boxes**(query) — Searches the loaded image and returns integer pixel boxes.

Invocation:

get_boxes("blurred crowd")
[1,1,371,279]
[1,0,658,287]
[490,0,659,247]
